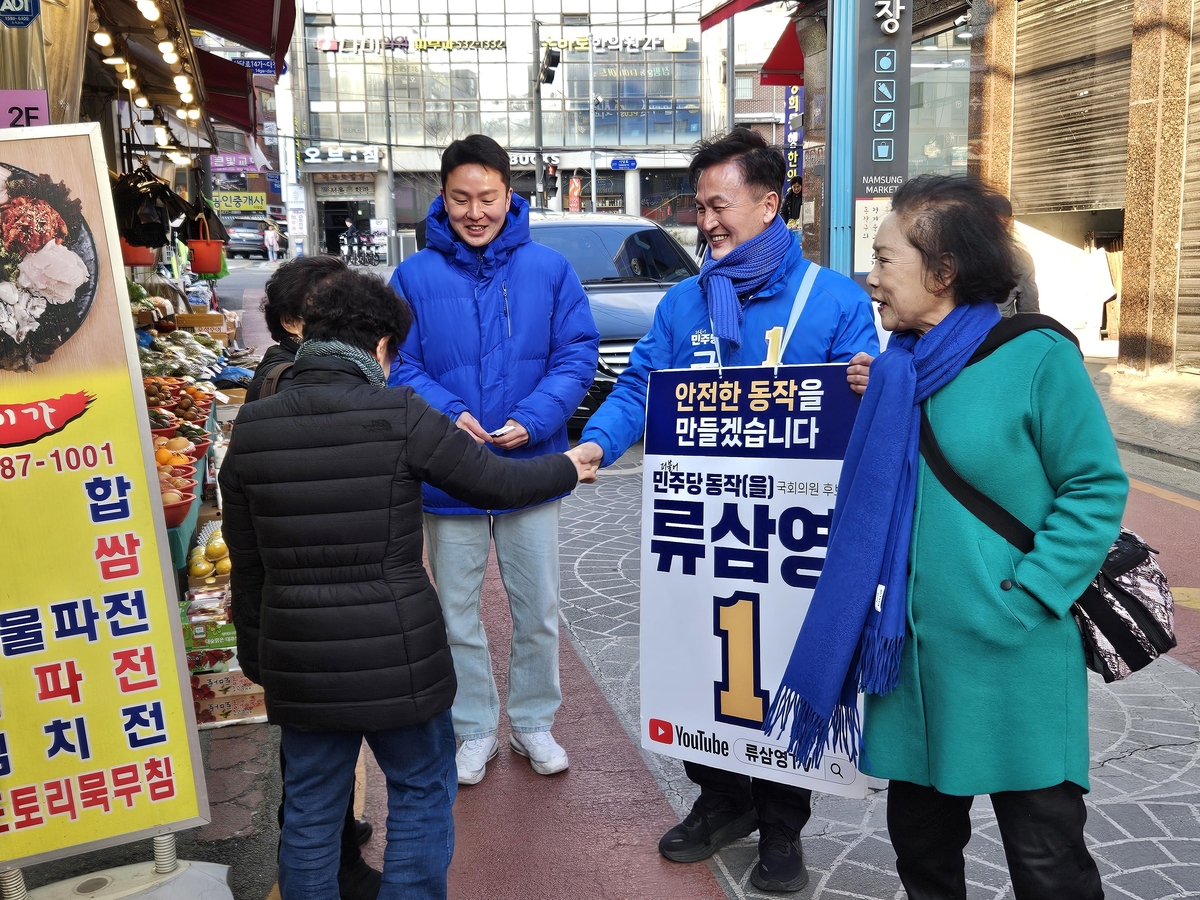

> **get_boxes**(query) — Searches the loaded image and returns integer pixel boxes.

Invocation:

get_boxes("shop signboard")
[287,206,307,238]
[212,192,267,213]
[638,364,866,798]
[568,176,582,213]
[783,86,804,184]
[0,123,206,866]
[0,0,40,28]
[209,153,261,174]
[0,90,50,130]
[313,183,374,199]
[852,0,912,277]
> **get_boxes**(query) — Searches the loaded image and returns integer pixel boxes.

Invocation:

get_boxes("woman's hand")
[456,411,493,444]
[847,352,874,396]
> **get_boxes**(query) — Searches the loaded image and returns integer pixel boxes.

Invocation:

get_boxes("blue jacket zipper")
[503,280,511,337]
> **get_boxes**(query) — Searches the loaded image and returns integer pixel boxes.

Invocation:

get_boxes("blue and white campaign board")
[639,363,867,798]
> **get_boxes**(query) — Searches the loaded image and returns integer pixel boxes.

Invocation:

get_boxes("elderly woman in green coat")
[764,175,1126,900]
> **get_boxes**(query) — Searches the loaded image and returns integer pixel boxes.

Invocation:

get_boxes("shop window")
[340,114,367,143]
[311,113,339,140]
[641,169,696,226]
[619,101,648,145]
[258,91,276,113]
[481,110,510,144]
[675,102,701,143]
[648,100,674,143]
[908,29,971,178]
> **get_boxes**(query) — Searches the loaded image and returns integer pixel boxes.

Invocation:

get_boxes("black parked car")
[528,212,699,426]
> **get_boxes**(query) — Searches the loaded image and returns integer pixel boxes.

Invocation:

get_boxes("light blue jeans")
[424,500,562,741]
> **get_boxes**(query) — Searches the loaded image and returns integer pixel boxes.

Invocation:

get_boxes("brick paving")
[559,443,1200,899]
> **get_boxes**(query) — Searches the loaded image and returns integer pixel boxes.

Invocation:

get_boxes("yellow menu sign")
[0,125,206,867]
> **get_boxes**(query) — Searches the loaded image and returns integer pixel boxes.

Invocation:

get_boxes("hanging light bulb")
[179,91,193,104]
[102,55,126,66]
[158,40,174,53]
[187,108,201,120]
[137,1,161,22]
[121,77,137,90]
[155,125,169,146]
[134,96,150,109]
[175,108,188,120]
[173,75,190,89]
[93,30,113,47]
[163,51,179,64]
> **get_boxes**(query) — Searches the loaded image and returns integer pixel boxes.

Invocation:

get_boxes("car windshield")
[531,224,697,284]
[231,219,263,231]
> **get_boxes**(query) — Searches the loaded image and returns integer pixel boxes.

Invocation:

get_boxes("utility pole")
[383,40,398,264]
[589,39,597,213]
[532,19,545,209]
[726,17,735,133]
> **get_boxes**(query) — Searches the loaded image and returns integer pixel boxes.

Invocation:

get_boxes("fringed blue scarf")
[698,216,795,347]
[763,300,1002,767]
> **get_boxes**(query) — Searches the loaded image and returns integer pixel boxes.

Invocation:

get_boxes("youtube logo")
[649,718,674,744]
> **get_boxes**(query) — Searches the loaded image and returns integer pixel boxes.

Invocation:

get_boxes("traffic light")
[539,47,561,84]
[545,164,558,199]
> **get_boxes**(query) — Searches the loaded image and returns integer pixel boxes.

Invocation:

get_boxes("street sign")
[0,0,40,27]
[610,158,637,170]
[232,58,279,77]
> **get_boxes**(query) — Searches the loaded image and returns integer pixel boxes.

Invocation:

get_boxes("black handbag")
[917,316,1176,682]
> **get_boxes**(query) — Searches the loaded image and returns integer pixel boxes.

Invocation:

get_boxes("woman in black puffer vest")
[219,269,595,900]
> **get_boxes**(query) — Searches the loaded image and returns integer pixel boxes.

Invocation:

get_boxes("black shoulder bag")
[918,315,1176,682]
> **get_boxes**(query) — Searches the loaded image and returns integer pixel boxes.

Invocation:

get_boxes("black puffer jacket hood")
[219,356,578,731]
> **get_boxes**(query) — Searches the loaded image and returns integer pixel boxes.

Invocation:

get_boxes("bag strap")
[966,313,1078,366]
[258,362,293,399]
[780,260,821,359]
[918,409,1036,553]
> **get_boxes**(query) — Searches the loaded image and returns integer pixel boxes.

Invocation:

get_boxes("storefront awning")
[700,0,777,32]
[182,0,296,71]
[760,23,805,86]
[195,49,257,134]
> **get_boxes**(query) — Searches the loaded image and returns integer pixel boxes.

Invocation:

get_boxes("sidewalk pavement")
[1087,359,1200,473]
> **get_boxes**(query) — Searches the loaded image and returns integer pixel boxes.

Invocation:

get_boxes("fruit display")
[147,406,177,429]
[188,527,230,583]
[144,379,175,408]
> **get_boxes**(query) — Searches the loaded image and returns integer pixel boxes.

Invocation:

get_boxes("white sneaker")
[456,736,498,786]
[509,730,569,776]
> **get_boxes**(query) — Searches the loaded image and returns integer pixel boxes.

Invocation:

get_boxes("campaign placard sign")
[0,124,206,866]
[639,363,867,798]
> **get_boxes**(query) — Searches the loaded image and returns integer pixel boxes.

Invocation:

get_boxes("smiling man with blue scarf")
[575,128,878,893]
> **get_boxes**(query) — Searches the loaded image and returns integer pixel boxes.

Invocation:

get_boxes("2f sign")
[0,91,50,129]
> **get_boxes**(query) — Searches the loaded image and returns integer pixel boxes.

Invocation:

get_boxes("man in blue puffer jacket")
[575,129,878,894]
[387,135,599,788]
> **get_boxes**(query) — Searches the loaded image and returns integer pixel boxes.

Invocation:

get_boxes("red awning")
[196,49,257,134]
[183,0,296,71]
[760,23,804,86]
[700,0,777,32]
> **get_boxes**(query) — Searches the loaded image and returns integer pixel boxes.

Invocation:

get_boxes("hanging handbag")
[917,315,1176,682]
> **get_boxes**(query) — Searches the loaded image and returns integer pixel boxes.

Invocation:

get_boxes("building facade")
[281,0,709,255]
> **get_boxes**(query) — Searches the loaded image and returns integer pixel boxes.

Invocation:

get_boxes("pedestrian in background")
[574,128,878,893]
[220,269,597,900]
[245,256,346,403]
[387,134,599,787]
[264,225,280,262]
[781,176,803,229]
[996,198,1039,317]
[767,174,1127,899]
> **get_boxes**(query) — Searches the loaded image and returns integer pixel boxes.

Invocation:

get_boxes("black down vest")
[218,356,578,732]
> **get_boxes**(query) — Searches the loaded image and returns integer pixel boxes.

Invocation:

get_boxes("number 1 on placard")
[714,591,769,728]
[763,326,784,367]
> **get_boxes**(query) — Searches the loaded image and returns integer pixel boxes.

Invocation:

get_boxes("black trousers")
[685,760,812,833]
[278,743,364,870]
[887,780,1104,900]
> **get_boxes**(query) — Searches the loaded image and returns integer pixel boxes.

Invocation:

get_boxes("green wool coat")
[862,330,1128,796]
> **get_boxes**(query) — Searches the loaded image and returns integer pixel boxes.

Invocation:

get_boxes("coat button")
[1001,579,1013,591]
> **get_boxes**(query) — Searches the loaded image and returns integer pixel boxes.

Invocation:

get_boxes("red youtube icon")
[649,718,674,744]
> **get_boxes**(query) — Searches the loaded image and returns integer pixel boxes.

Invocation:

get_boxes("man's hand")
[565,445,600,484]
[456,411,493,444]
[491,419,530,450]
[571,441,605,469]
[846,351,874,396]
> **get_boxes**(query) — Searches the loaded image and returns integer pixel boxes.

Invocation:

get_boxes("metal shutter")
[1176,2,1200,371]
[1010,0,1134,214]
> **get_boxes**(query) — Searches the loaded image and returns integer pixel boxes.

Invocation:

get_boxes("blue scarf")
[698,216,795,347]
[763,301,1002,767]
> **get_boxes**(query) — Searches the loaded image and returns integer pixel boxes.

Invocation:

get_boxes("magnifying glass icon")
[829,763,843,778]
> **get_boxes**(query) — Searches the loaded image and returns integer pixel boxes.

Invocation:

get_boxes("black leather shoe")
[658,801,758,863]
[337,855,382,900]
[354,817,373,846]
[750,825,809,892]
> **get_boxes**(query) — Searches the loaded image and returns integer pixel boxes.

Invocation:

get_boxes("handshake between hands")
[456,411,602,485]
